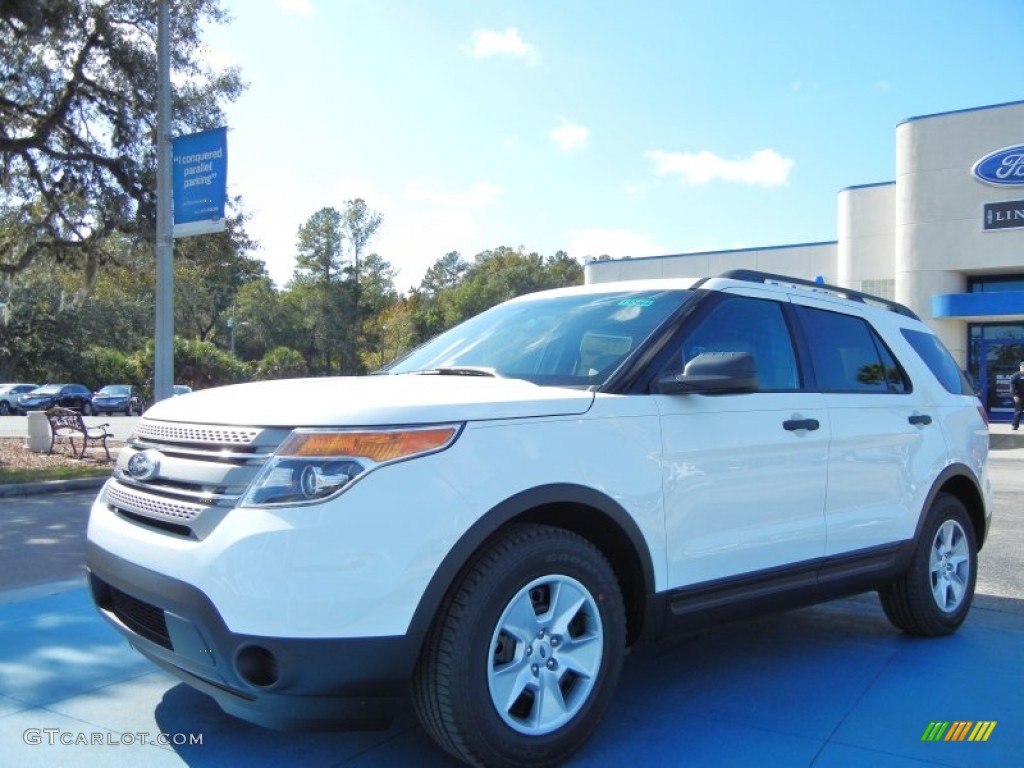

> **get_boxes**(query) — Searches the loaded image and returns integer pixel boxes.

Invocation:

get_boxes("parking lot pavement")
[0,584,1020,767]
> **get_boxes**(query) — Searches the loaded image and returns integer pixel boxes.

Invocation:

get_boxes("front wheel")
[81,401,94,416]
[413,524,626,768]
[879,493,977,636]
[0,401,9,416]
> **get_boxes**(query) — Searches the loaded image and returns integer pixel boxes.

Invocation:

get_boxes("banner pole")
[154,0,174,403]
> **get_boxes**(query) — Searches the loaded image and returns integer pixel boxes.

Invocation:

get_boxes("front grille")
[108,586,171,649]
[104,418,291,539]
[134,421,262,445]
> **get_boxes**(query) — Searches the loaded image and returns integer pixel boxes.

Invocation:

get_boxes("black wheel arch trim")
[405,483,658,642]
[916,463,988,550]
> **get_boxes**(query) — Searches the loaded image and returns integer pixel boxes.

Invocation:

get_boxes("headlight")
[240,424,462,508]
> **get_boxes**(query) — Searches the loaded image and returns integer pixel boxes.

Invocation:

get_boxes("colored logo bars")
[921,721,996,742]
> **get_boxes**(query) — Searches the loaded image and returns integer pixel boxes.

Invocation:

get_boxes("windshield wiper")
[431,366,500,377]
[400,366,502,377]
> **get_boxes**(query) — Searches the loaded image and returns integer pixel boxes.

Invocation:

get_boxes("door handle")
[908,414,932,426]
[783,418,820,431]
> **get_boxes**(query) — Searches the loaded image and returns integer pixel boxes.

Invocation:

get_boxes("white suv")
[86,271,991,767]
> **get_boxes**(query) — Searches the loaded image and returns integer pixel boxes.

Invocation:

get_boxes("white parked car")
[0,383,38,415]
[85,271,991,767]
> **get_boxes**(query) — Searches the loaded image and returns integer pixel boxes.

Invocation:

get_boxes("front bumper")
[86,541,423,730]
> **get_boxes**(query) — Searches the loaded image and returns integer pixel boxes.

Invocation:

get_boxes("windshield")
[97,386,130,395]
[30,385,60,395]
[385,288,690,386]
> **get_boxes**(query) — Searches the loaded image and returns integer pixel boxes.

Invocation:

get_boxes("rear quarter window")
[900,328,968,395]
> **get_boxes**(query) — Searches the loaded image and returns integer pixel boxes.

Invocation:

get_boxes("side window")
[795,305,909,393]
[901,328,968,395]
[664,296,800,391]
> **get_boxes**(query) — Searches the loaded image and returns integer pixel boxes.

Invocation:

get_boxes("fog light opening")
[235,645,280,688]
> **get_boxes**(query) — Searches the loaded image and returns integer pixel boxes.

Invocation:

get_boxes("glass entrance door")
[976,340,1024,422]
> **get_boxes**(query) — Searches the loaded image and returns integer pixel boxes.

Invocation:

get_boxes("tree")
[255,346,308,381]
[421,251,468,296]
[289,200,385,375]
[340,198,383,374]
[357,253,399,371]
[403,246,584,356]
[173,202,265,343]
[1,0,243,281]
[0,259,83,381]
[292,207,346,374]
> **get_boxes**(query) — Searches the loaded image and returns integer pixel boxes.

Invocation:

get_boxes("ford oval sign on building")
[972,144,1024,186]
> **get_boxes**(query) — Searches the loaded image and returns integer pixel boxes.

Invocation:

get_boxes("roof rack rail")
[718,269,919,320]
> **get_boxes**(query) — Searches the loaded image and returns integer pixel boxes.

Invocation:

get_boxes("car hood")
[142,375,595,427]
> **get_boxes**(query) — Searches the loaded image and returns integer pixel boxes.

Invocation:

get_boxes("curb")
[0,476,108,498]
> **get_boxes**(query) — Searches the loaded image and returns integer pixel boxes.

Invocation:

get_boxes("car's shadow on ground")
[153,594,1013,767]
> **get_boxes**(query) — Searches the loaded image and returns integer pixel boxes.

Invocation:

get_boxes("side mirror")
[655,351,758,395]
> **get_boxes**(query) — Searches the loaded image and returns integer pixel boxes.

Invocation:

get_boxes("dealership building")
[585,99,1024,420]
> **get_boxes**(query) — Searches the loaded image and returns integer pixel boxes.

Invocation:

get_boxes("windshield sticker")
[618,299,654,307]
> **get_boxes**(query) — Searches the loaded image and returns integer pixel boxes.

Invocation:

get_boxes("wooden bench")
[45,407,113,460]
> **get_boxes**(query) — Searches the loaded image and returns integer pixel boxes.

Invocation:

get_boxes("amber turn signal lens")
[278,427,458,463]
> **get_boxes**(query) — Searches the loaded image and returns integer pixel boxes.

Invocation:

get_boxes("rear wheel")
[0,401,9,416]
[879,493,977,636]
[413,524,626,768]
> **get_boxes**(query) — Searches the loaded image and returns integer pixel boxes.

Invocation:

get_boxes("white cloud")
[646,148,794,187]
[405,179,504,209]
[567,228,666,261]
[277,0,314,17]
[466,28,540,65]
[550,121,590,151]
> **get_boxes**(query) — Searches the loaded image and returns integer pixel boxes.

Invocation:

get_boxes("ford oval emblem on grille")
[127,449,162,481]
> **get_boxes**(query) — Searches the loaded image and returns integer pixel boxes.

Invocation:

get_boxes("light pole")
[228,318,249,357]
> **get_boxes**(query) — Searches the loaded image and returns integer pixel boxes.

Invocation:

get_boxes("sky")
[199,0,1023,291]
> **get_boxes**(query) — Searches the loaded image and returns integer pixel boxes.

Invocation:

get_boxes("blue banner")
[172,127,227,236]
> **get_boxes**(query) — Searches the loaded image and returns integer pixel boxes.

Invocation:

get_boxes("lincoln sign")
[984,200,1024,231]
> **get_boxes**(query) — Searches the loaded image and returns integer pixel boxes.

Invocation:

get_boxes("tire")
[0,401,9,416]
[413,524,626,768]
[878,493,977,636]
[124,404,132,416]
[82,401,94,416]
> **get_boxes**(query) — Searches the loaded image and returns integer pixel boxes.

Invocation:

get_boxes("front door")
[656,292,829,588]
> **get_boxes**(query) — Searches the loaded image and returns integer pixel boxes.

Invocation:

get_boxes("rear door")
[791,300,949,555]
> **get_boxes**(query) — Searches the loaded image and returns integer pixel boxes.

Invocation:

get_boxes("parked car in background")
[0,383,39,415]
[172,384,192,396]
[92,384,145,416]
[17,383,95,415]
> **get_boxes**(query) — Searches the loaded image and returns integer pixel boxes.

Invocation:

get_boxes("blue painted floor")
[1,585,1021,766]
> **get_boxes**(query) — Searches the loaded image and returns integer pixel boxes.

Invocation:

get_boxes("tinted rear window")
[901,329,968,395]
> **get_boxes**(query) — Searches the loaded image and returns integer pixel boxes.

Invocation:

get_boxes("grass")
[0,465,112,485]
